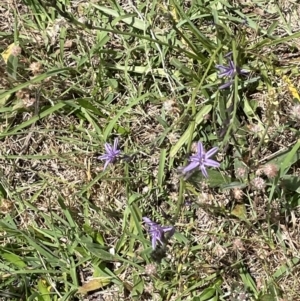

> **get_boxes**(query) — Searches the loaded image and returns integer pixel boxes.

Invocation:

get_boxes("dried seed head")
[11,45,22,56]
[152,167,159,178]
[235,291,249,301]
[142,186,149,194]
[290,104,300,121]
[0,199,14,214]
[251,177,266,191]
[191,141,198,153]
[213,243,227,257]
[144,283,154,294]
[203,113,211,120]
[263,163,278,179]
[169,192,178,202]
[145,263,157,275]
[163,99,175,111]
[235,167,248,179]
[255,168,264,176]
[64,39,73,48]
[232,238,245,251]
[163,99,180,115]
[167,132,179,145]
[16,89,30,100]
[232,188,243,200]
[249,123,262,133]
[29,62,42,75]
[23,97,36,108]
[78,16,87,24]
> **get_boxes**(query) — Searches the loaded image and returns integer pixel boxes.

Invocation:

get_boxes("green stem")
[174,47,221,221]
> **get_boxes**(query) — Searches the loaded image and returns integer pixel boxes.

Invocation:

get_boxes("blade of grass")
[170,104,212,158]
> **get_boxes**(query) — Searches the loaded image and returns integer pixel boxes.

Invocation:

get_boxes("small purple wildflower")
[216,55,249,89]
[97,138,121,170]
[143,217,175,250]
[181,142,220,178]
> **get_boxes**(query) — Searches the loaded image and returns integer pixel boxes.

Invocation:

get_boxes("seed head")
[191,141,198,153]
[64,39,73,48]
[262,163,278,179]
[30,62,42,75]
[255,168,264,176]
[11,45,22,57]
[203,113,211,121]
[23,97,36,108]
[144,283,154,294]
[16,89,30,100]
[145,263,157,276]
[232,188,243,200]
[163,99,180,116]
[248,123,262,133]
[251,177,266,191]
[233,291,249,301]
[167,132,179,145]
[235,167,247,179]
[0,199,14,214]
[290,104,300,121]
[163,99,175,112]
[232,238,245,251]
[169,192,178,202]
[213,243,227,257]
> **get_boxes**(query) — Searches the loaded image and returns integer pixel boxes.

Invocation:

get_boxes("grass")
[1,0,300,300]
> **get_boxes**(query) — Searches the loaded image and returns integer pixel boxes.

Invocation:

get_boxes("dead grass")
[1,0,300,300]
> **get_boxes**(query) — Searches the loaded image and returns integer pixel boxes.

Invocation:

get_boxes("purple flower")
[143,217,175,250]
[216,56,248,89]
[97,138,121,170]
[181,142,220,178]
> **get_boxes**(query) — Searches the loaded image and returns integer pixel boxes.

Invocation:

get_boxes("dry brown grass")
[1,0,300,300]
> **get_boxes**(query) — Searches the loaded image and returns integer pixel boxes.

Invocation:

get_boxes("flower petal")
[197,142,204,157]
[200,165,208,177]
[142,217,153,225]
[229,60,235,71]
[104,143,113,154]
[114,149,121,156]
[239,68,249,75]
[113,138,119,151]
[151,236,157,249]
[224,51,233,58]
[189,155,201,162]
[182,161,199,174]
[219,80,233,89]
[218,69,231,78]
[162,226,174,233]
[205,147,218,158]
[103,160,110,170]
[98,154,109,160]
[204,159,220,168]
[216,64,227,71]
[168,227,175,237]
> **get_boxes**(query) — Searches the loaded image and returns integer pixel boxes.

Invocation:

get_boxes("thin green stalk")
[175,47,221,220]
[38,0,199,60]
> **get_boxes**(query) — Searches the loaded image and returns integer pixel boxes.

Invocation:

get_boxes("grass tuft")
[1,0,300,300]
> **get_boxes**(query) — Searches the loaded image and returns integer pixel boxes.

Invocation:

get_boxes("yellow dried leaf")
[282,75,300,102]
[78,278,111,294]
[231,203,247,220]
[170,5,178,22]
[1,43,16,63]
[157,3,178,21]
